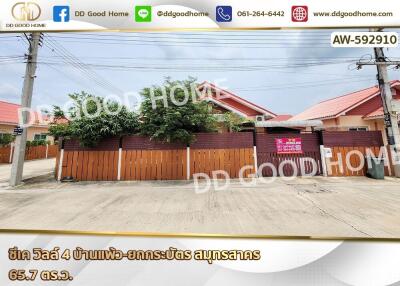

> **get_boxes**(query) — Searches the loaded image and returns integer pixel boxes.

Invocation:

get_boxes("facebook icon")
[53,6,70,22]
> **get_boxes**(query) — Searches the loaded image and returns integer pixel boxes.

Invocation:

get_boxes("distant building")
[197,82,281,132]
[290,80,400,143]
[0,100,53,143]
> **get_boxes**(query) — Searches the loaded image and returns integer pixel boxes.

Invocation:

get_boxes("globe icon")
[293,7,307,21]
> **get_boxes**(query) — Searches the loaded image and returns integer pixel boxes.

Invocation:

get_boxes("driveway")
[0,159,55,186]
[0,175,400,238]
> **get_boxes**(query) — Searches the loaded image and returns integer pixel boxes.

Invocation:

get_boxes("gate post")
[117,148,122,181]
[117,137,123,181]
[57,139,64,182]
[316,130,328,177]
[253,146,258,177]
[9,143,14,163]
[320,145,328,177]
[45,143,49,159]
[252,129,258,177]
[186,145,190,180]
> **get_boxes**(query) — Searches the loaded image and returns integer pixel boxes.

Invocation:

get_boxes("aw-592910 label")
[331,32,398,47]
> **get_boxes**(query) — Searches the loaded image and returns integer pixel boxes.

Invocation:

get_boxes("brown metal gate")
[256,133,322,177]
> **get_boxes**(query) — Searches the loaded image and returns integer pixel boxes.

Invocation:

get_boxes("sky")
[1,29,400,116]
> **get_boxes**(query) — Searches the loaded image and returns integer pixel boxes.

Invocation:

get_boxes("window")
[34,133,47,141]
[348,127,368,131]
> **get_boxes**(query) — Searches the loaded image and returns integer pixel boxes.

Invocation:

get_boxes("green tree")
[223,112,246,132]
[139,78,216,144]
[48,91,140,147]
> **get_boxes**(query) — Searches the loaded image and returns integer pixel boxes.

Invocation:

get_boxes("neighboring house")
[290,80,400,142]
[197,81,278,132]
[0,100,53,143]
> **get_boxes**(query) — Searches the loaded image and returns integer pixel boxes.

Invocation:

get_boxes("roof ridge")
[0,100,21,107]
[199,81,277,116]
[317,80,400,104]
[318,84,379,104]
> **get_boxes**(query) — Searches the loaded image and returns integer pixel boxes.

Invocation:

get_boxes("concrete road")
[0,175,400,238]
[0,159,55,185]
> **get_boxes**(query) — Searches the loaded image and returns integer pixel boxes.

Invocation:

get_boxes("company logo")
[11,2,41,21]
[291,6,308,22]
[216,6,232,22]
[53,6,70,22]
[135,6,151,22]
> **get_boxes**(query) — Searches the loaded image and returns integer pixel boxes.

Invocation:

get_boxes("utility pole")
[9,32,41,186]
[357,29,400,177]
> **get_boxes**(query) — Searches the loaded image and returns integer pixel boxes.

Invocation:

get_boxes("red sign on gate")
[275,138,303,154]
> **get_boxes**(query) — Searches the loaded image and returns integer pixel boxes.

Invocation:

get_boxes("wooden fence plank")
[65,151,72,178]
[60,142,394,181]
[61,151,69,179]
[326,146,392,177]
[134,150,139,180]
[0,146,11,163]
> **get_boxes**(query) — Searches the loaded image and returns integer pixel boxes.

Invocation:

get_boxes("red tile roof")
[363,98,400,119]
[0,100,48,126]
[198,81,276,117]
[291,80,400,121]
[363,107,384,119]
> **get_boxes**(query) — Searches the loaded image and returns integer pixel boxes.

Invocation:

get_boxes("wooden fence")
[121,136,187,180]
[60,150,119,181]
[25,145,47,161]
[57,133,255,181]
[55,131,397,181]
[122,150,187,180]
[322,131,392,176]
[326,146,395,177]
[0,146,12,163]
[189,133,255,179]
[190,148,254,179]
[0,144,58,163]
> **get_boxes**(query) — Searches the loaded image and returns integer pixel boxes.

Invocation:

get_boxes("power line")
[233,78,376,92]
[37,40,344,48]
[56,33,331,41]
[62,31,335,38]
[30,59,358,72]
[36,55,372,61]
[47,36,333,48]
[43,34,124,95]
[31,52,359,70]
[41,62,105,93]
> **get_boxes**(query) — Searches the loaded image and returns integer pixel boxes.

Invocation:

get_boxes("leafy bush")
[48,78,223,147]
[26,139,47,147]
[48,91,140,147]
[223,112,246,132]
[0,134,14,146]
[139,78,216,144]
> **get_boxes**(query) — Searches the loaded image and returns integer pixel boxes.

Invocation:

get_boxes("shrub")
[139,78,216,144]
[0,134,15,146]
[48,91,140,147]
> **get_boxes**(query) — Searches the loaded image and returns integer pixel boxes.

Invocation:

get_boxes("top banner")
[0,0,399,31]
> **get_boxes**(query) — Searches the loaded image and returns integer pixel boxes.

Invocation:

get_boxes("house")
[290,80,400,142]
[197,81,279,132]
[0,100,53,144]
[197,81,277,120]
